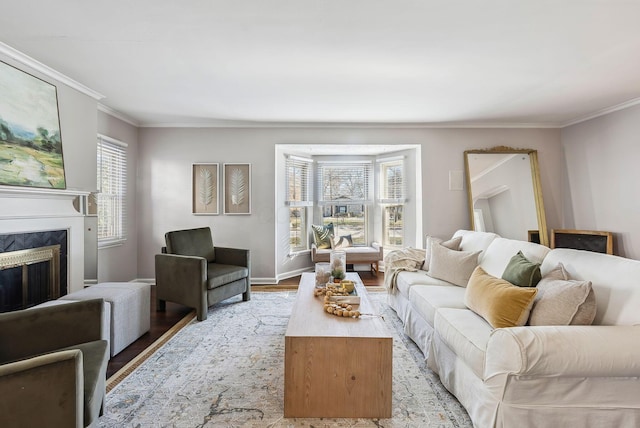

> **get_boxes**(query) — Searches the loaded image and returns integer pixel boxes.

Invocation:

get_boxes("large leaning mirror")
[464,146,548,246]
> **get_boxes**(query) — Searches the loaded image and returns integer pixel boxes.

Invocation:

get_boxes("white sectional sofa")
[387,230,640,427]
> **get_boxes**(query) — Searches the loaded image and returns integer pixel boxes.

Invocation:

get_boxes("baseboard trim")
[275,267,313,283]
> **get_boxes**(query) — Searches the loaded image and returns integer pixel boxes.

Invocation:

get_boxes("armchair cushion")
[165,227,216,262]
[207,264,249,289]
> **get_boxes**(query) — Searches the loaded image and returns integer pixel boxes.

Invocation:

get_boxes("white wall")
[137,127,563,282]
[561,104,640,259]
[97,111,140,282]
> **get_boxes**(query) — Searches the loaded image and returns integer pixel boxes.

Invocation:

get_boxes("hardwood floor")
[106,271,385,378]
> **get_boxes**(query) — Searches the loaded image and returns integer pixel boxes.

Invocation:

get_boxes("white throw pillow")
[528,263,596,326]
[421,235,462,271]
[428,243,481,287]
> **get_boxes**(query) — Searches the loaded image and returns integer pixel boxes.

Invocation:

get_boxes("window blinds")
[379,158,406,203]
[97,134,127,243]
[316,160,373,205]
[285,155,313,206]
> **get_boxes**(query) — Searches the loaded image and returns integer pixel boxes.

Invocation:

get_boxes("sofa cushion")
[395,271,453,297]
[529,263,596,326]
[434,308,493,379]
[464,266,538,328]
[429,244,481,287]
[206,263,249,289]
[501,251,542,287]
[480,237,550,278]
[409,285,467,325]
[421,236,461,271]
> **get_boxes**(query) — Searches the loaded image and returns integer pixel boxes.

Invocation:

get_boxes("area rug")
[98,291,472,427]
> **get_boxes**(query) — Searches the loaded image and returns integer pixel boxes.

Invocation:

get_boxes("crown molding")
[0,42,104,100]
[138,119,562,129]
[561,97,640,128]
[97,103,140,127]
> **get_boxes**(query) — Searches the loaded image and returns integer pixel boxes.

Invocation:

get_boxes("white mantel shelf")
[0,186,91,199]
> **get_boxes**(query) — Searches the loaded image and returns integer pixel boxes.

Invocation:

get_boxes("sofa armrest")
[0,350,83,427]
[485,325,640,379]
[0,299,104,364]
[215,247,250,268]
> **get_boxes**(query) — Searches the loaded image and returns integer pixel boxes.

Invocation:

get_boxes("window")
[317,161,373,245]
[379,158,405,247]
[97,134,127,246]
[285,155,313,253]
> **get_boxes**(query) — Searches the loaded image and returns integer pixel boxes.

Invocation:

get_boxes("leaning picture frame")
[0,60,66,189]
[223,163,251,215]
[192,163,219,215]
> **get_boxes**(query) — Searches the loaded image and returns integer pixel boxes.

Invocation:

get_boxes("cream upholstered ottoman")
[60,282,151,356]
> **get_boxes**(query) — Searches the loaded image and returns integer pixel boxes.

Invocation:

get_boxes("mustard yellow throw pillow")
[464,266,538,328]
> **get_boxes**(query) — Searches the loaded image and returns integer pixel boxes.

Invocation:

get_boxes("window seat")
[311,242,383,274]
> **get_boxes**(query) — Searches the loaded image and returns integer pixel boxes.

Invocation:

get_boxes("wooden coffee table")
[284,272,392,418]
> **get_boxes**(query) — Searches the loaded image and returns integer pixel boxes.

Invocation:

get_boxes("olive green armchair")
[155,227,251,321]
[0,299,109,428]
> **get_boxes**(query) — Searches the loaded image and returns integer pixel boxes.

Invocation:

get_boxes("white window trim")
[285,154,313,254]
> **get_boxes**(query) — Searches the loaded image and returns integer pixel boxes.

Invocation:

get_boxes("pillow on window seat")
[333,235,353,249]
[311,223,334,249]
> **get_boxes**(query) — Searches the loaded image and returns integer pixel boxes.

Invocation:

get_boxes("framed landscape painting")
[0,61,66,189]
[192,163,219,215]
[223,163,251,215]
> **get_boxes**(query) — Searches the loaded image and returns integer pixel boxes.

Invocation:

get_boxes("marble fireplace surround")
[0,186,89,298]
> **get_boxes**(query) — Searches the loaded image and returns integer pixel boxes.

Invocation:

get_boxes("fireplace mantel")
[0,186,89,294]
[0,185,90,201]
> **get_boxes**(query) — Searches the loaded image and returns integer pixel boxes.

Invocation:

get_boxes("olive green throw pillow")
[501,251,542,287]
[465,266,538,329]
[311,223,334,249]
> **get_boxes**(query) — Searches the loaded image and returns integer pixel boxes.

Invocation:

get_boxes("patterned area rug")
[99,291,472,427]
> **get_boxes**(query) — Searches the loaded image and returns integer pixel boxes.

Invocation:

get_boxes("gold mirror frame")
[464,146,548,247]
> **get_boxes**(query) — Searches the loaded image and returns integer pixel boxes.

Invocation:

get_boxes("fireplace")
[0,230,68,312]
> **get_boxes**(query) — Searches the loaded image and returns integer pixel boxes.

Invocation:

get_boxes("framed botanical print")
[192,163,219,215]
[223,163,251,215]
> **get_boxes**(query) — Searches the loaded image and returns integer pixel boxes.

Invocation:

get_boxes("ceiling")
[2,1,640,128]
